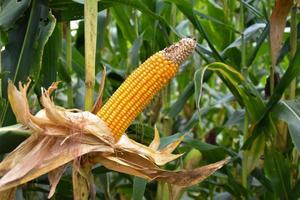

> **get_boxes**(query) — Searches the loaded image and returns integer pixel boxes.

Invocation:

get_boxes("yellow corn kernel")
[97,38,196,141]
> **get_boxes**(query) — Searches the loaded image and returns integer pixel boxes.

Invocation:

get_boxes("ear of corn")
[97,38,196,141]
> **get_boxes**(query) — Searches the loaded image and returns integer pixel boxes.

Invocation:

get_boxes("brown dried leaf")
[117,134,182,166]
[160,135,184,154]
[91,66,106,114]
[0,188,16,200]
[47,81,61,95]
[93,149,229,187]
[7,81,31,125]
[0,81,229,196]
[149,126,160,150]
[48,165,67,198]
[0,137,54,187]
[40,89,74,127]
[270,0,293,67]
[0,136,113,192]
[156,158,229,186]
[0,135,38,176]
[93,154,155,180]
[1,82,114,192]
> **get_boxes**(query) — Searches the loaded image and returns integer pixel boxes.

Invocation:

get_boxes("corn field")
[0,0,300,199]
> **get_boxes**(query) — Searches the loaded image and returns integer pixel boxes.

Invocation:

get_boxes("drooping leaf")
[1,0,56,126]
[37,23,63,89]
[193,62,276,176]
[194,62,265,122]
[0,0,31,30]
[222,23,266,53]
[247,23,269,67]
[241,0,265,19]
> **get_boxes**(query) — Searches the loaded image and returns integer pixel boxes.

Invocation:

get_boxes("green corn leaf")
[0,124,30,154]
[264,146,292,199]
[0,0,31,30]
[273,101,300,153]
[1,0,56,126]
[132,177,147,200]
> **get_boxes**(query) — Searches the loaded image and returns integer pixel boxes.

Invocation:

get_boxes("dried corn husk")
[0,81,229,198]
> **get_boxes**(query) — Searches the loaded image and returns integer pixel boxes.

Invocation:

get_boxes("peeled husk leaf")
[0,188,16,200]
[0,81,229,198]
[48,165,67,198]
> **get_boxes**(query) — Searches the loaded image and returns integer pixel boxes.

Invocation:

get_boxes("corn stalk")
[288,5,298,99]
[84,0,98,111]
[289,3,299,188]
[73,0,98,199]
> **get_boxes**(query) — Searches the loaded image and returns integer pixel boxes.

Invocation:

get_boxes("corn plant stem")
[84,0,98,111]
[242,113,249,189]
[289,6,297,99]
[269,32,275,95]
[66,22,73,108]
[269,70,275,97]
[240,1,247,77]
[268,0,276,96]
[74,1,98,199]
[289,4,299,188]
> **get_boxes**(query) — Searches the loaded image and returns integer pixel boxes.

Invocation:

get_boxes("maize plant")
[0,38,228,199]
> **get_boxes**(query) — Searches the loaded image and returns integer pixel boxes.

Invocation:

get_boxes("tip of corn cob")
[162,38,197,64]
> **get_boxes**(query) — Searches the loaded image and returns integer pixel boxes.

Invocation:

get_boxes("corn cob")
[97,38,196,141]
